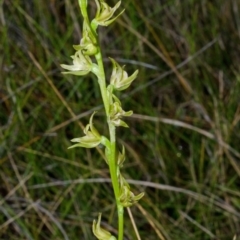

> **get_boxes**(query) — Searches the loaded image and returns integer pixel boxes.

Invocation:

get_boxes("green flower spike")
[92,213,117,240]
[109,58,139,91]
[60,50,92,76]
[68,112,102,149]
[119,174,144,207]
[92,0,125,27]
[73,20,98,56]
[109,99,133,127]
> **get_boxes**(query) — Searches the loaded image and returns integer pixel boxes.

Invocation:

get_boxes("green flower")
[119,174,144,207]
[73,20,98,55]
[92,213,116,240]
[109,58,138,91]
[60,50,92,76]
[109,95,133,127]
[68,112,101,149]
[92,0,124,27]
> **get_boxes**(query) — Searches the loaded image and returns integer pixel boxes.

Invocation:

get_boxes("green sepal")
[92,213,117,240]
[117,145,126,167]
[73,20,98,56]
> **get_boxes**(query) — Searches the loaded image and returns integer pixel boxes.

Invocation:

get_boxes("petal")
[70,137,82,142]
[61,70,90,76]
[89,111,101,138]
[116,69,138,91]
[68,140,101,149]
[133,192,145,201]
[60,64,82,71]
[117,145,126,167]
[122,110,133,117]
[103,9,125,26]
[94,0,101,18]
[92,213,113,239]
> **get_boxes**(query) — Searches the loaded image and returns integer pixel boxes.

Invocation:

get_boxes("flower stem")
[95,51,109,115]
[118,205,124,240]
[78,0,88,19]
[95,49,124,240]
[76,1,125,239]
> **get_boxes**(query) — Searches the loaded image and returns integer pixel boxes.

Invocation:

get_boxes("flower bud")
[73,20,98,55]
[73,42,98,56]
[92,213,116,240]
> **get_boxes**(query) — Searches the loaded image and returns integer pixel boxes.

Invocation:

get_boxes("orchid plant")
[61,1,144,239]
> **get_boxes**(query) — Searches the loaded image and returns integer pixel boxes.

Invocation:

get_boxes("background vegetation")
[1,0,240,239]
